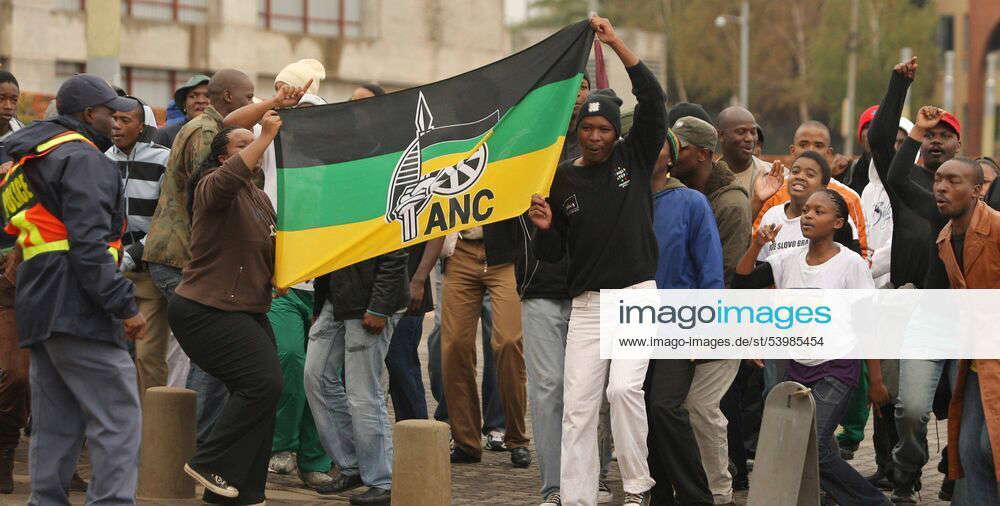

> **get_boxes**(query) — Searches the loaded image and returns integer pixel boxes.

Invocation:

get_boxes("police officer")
[0,73,146,505]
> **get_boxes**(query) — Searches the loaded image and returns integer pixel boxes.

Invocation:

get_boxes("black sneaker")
[316,473,363,495]
[939,478,954,501]
[184,463,238,498]
[510,447,531,468]
[350,486,391,505]
[450,447,481,464]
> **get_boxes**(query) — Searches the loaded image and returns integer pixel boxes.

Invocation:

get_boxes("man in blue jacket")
[0,74,146,505]
[651,129,725,289]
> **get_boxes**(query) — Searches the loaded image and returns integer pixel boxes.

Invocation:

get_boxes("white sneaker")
[597,481,613,503]
[268,451,296,475]
[540,491,561,505]
[485,429,506,451]
[623,490,649,506]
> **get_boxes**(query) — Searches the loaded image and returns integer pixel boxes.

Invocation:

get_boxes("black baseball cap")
[56,74,136,115]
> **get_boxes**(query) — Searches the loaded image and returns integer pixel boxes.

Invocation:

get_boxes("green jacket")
[143,107,224,268]
[704,160,751,287]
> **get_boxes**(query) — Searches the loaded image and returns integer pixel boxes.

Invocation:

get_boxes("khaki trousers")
[126,271,171,398]
[441,239,527,456]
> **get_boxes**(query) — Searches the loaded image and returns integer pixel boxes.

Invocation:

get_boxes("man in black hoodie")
[1,74,146,504]
[529,15,665,506]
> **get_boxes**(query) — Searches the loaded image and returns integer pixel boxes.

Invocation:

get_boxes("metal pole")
[588,0,598,16]
[85,0,122,86]
[901,47,913,120]
[983,52,998,159]
[944,50,956,112]
[844,0,860,156]
[739,0,749,107]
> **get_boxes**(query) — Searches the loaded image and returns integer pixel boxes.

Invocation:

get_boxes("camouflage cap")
[672,115,718,152]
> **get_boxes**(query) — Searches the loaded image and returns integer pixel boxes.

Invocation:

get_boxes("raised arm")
[590,16,666,171]
[198,112,282,212]
[223,80,311,129]
[870,57,916,180]
[888,106,939,222]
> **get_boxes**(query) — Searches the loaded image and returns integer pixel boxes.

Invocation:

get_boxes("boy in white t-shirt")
[757,151,859,260]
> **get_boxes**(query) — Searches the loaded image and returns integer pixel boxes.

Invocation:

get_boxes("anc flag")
[274,20,594,287]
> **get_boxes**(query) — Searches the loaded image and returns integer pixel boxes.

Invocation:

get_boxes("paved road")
[3,317,954,504]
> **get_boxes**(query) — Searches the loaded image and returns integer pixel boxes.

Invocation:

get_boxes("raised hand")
[756,159,786,202]
[528,193,553,230]
[261,109,283,138]
[894,56,918,80]
[754,223,782,248]
[589,16,620,46]
[915,105,943,131]
[273,78,313,108]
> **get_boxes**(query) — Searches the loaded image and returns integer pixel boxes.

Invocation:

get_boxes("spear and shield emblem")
[385,92,501,242]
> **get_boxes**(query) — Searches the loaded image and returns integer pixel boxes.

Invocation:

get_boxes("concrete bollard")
[137,387,197,500]
[391,419,451,506]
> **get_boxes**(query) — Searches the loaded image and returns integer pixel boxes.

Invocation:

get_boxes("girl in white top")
[733,189,890,506]
[756,151,858,260]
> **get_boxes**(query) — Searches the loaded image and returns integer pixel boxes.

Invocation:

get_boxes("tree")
[517,0,941,152]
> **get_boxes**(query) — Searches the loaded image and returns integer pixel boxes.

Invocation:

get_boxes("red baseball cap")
[857,105,879,144]
[939,112,961,139]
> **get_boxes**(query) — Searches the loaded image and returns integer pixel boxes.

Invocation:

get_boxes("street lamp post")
[715,0,750,107]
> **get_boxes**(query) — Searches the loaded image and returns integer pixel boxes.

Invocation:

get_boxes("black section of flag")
[275,20,594,169]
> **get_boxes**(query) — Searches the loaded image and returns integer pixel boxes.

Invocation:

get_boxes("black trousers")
[168,295,283,505]
[872,400,898,473]
[645,359,713,506]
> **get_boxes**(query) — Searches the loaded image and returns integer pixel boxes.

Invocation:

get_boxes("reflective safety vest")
[0,131,122,262]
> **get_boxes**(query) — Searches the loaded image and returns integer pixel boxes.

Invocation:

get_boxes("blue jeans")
[386,314,428,421]
[28,334,140,506]
[148,262,228,446]
[304,301,395,489]
[957,371,999,505]
[893,359,958,479]
[427,261,505,431]
[811,376,888,506]
[522,298,571,498]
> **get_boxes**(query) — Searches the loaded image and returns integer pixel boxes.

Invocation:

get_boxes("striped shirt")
[106,140,170,244]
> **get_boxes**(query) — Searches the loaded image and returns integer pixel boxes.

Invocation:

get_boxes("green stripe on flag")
[278,75,581,231]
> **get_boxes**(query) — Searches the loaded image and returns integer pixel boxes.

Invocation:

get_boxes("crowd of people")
[0,14,997,506]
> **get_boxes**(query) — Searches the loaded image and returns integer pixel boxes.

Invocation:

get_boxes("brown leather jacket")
[935,200,1000,289]
[938,202,1000,482]
[175,155,276,314]
[948,359,1000,483]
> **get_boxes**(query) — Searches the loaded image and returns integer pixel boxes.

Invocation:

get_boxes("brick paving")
[3,317,953,504]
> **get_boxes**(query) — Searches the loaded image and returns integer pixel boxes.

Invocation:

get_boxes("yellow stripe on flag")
[275,138,565,287]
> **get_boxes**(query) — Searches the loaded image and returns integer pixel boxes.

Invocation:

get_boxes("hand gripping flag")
[273,20,594,287]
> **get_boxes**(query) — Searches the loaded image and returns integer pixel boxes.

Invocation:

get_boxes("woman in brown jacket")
[169,111,284,505]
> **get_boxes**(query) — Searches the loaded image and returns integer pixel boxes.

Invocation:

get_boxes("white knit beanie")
[275,59,325,95]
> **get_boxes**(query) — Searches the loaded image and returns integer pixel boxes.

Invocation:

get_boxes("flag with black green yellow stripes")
[273,20,593,287]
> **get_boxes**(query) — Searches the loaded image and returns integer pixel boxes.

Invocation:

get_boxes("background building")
[935,0,1000,157]
[0,0,511,114]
